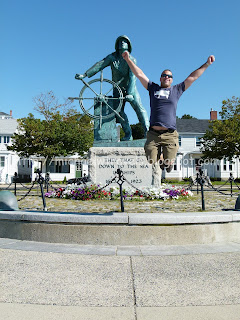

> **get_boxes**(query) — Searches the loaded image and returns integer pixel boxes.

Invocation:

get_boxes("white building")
[165,111,240,180]
[31,155,88,182]
[0,111,32,184]
[0,111,88,183]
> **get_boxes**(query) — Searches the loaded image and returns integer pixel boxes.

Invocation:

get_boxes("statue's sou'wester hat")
[115,35,132,53]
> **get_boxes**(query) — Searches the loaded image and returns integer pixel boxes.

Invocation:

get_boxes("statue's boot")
[121,121,133,141]
[122,134,133,141]
[117,110,133,141]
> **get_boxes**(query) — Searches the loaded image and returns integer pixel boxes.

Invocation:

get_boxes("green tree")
[8,91,94,164]
[131,122,145,139]
[120,122,145,140]
[181,114,196,119]
[201,96,240,160]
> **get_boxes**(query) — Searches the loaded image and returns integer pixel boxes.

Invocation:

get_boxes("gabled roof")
[0,119,18,134]
[176,119,210,134]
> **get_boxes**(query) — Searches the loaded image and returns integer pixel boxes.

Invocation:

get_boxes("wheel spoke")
[69,97,95,100]
[115,77,124,86]
[80,97,95,100]
[100,71,103,95]
[99,101,102,128]
[107,97,125,100]
[84,100,98,114]
[104,100,124,121]
[103,85,114,97]
[81,78,99,96]
[103,77,124,97]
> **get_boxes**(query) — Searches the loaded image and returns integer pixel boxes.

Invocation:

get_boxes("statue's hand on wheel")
[75,73,86,80]
[125,94,134,102]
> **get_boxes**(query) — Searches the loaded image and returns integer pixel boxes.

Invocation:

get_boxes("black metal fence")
[0,169,240,212]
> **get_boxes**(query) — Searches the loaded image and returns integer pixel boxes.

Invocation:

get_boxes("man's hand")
[207,55,215,65]
[122,51,130,61]
[75,73,86,80]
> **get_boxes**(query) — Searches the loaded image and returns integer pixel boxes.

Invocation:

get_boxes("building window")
[49,161,70,173]
[178,136,182,147]
[4,136,10,144]
[195,158,201,171]
[76,161,82,171]
[223,158,227,171]
[49,162,54,173]
[0,136,1,143]
[0,157,5,167]
[21,159,25,167]
[229,160,233,171]
[196,137,202,147]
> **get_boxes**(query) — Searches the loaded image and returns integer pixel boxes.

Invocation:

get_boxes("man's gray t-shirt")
[148,81,185,130]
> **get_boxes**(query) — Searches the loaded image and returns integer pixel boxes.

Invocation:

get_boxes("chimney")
[10,110,12,117]
[210,108,217,120]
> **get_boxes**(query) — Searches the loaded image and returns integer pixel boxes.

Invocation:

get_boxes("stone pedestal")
[88,146,161,188]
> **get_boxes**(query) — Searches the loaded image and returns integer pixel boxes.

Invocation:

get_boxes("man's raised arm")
[122,51,149,90]
[184,55,215,90]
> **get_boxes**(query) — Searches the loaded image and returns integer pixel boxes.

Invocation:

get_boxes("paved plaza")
[1,188,240,319]
[1,238,240,320]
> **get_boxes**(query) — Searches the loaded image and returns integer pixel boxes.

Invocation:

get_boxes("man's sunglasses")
[161,74,173,78]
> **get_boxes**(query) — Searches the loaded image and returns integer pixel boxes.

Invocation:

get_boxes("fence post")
[198,169,205,211]
[200,180,205,211]
[45,172,50,193]
[196,173,199,195]
[229,173,234,197]
[36,169,47,211]
[116,169,124,212]
[14,172,17,196]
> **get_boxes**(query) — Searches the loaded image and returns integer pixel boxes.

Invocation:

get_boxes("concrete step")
[0,210,240,246]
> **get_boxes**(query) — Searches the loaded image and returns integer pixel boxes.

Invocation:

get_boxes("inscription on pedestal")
[88,147,156,187]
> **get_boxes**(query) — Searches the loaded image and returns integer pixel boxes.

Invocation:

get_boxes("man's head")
[115,35,132,53]
[160,69,173,88]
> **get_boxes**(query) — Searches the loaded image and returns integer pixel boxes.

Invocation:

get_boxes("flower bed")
[45,183,193,201]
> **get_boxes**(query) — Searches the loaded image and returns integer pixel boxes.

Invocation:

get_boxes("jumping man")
[122,51,215,172]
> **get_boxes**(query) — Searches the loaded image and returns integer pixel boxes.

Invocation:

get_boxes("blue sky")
[1,0,239,123]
